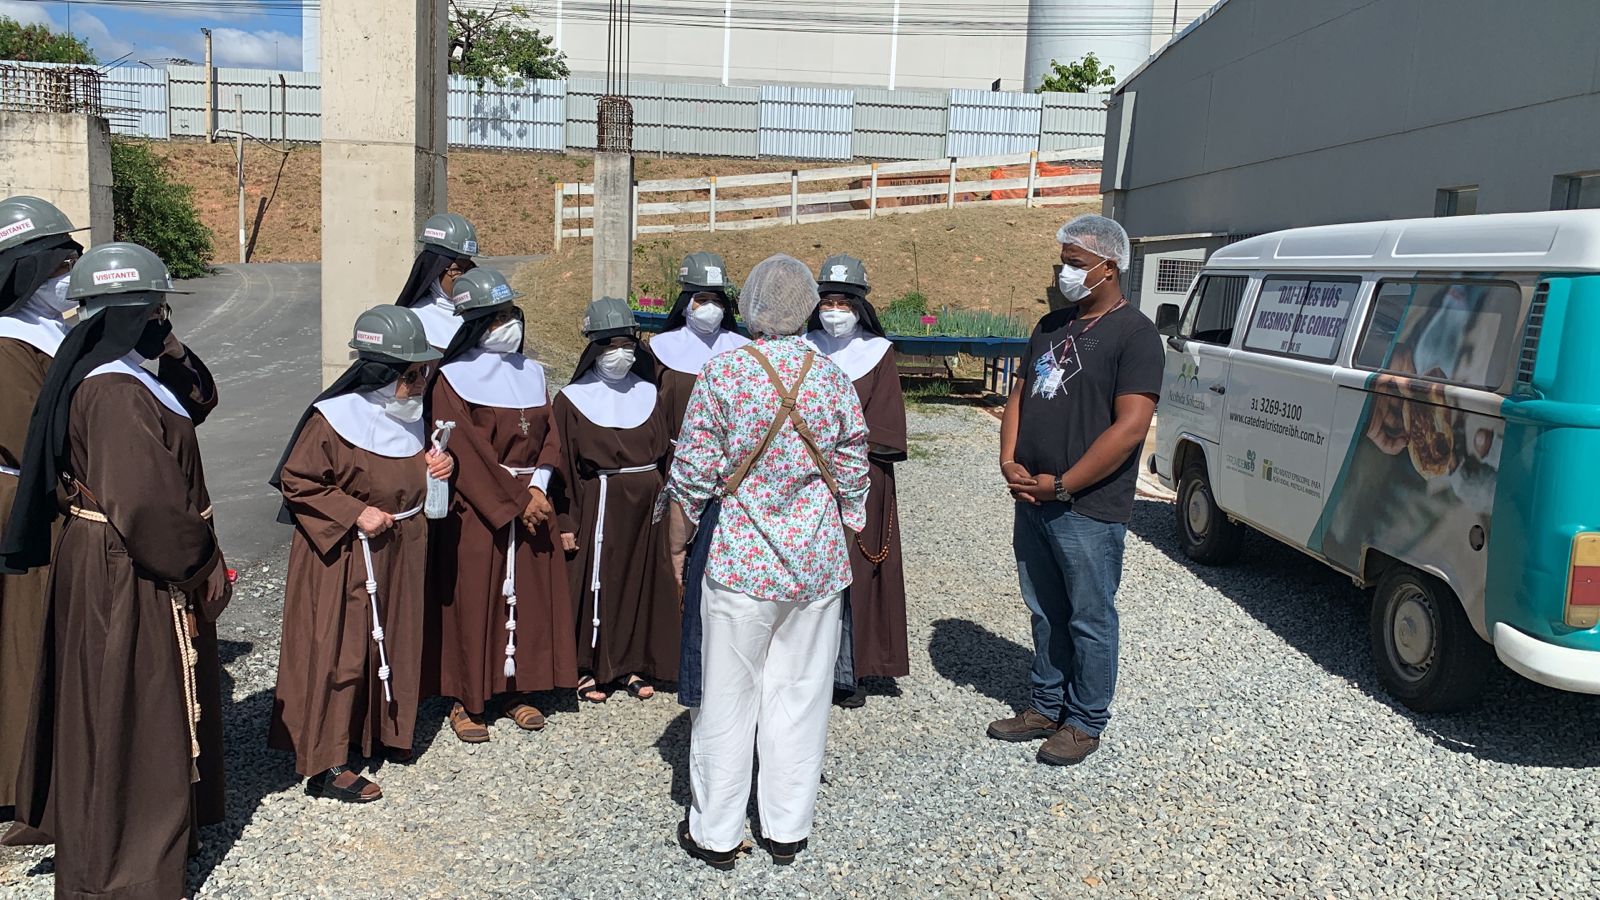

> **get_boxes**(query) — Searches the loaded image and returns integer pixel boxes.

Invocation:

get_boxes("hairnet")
[738,254,819,337]
[1056,214,1131,272]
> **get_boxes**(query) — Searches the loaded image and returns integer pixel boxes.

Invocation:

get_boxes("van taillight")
[1566,533,1600,629]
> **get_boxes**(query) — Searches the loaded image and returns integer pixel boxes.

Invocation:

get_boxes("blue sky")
[0,0,305,68]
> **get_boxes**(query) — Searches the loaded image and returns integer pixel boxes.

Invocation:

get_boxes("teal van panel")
[1488,275,1600,650]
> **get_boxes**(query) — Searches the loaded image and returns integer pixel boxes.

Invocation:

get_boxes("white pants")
[689,576,842,852]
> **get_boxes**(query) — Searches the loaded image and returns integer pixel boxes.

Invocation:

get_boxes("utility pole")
[721,0,731,87]
[888,0,901,91]
[202,28,215,143]
[236,95,246,263]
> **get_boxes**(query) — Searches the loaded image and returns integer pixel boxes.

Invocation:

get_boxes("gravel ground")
[5,403,1600,898]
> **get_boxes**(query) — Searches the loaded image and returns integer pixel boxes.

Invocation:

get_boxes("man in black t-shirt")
[987,214,1164,766]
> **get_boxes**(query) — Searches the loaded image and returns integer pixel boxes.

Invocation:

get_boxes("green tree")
[1036,52,1117,94]
[449,1,569,84]
[109,141,213,279]
[0,16,96,63]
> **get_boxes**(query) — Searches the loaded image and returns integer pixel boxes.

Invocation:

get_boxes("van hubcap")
[1389,588,1436,678]
[1185,485,1212,539]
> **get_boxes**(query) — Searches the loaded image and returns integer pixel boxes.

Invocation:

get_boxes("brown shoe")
[1037,725,1100,766]
[986,709,1061,742]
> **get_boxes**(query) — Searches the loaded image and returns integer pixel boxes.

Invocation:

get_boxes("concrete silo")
[1025,0,1160,91]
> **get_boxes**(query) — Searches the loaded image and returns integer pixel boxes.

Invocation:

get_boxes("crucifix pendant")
[518,411,530,436]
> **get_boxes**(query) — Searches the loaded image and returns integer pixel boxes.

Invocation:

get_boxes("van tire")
[1369,566,1491,712]
[1176,457,1244,565]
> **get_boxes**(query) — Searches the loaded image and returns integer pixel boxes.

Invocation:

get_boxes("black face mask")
[134,318,173,360]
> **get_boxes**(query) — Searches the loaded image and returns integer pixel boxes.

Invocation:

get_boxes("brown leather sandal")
[448,703,491,743]
[506,698,546,731]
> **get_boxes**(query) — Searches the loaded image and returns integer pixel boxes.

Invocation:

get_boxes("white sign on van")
[1243,279,1358,361]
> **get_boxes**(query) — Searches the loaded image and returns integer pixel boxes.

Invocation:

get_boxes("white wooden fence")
[554,148,1102,248]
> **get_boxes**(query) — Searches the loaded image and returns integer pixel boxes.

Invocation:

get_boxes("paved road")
[169,256,542,567]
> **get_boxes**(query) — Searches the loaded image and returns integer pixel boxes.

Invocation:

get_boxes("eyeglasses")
[150,303,171,323]
[690,292,723,305]
[399,365,435,388]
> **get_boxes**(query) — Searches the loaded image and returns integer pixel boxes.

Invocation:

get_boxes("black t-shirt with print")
[1015,303,1165,524]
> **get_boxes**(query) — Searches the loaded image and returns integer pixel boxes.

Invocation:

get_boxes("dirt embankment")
[511,203,1095,370]
[146,141,849,262]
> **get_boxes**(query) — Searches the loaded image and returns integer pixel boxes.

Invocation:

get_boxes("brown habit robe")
[269,412,427,777]
[847,348,910,678]
[0,337,51,812]
[424,377,578,712]
[551,391,680,684]
[655,363,699,439]
[4,373,226,900]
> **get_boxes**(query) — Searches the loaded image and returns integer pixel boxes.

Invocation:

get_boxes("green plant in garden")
[109,141,213,279]
[0,17,95,63]
[878,303,1029,338]
[887,290,929,317]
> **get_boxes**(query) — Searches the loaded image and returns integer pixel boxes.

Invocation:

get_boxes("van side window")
[1180,275,1248,345]
[1242,276,1360,362]
[1355,279,1523,391]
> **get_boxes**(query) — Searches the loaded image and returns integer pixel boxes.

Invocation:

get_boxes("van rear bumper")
[1493,624,1600,695]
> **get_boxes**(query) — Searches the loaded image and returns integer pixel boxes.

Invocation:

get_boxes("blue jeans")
[1013,503,1126,737]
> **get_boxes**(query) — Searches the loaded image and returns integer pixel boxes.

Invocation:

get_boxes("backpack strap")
[721,345,841,500]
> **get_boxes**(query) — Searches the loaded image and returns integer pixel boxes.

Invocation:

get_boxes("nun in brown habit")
[553,298,679,702]
[268,305,453,803]
[649,252,749,586]
[0,196,84,818]
[0,242,229,900]
[805,255,910,707]
[423,269,577,742]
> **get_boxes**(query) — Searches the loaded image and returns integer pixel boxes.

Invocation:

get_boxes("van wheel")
[1369,566,1491,712]
[1176,457,1243,565]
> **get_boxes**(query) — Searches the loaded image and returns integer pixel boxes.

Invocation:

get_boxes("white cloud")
[70,12,135,62]
[0,1,58,29]
[207,27,300,68]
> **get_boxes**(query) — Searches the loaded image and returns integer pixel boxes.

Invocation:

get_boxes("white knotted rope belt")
[358,504,423,703]
[587,464,658,648]
[498,465,544,678]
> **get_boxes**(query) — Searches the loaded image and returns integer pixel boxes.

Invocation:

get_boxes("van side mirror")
[1156,303,1181,336]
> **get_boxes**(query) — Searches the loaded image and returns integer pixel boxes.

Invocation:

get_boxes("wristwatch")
[1054,478,1074,505]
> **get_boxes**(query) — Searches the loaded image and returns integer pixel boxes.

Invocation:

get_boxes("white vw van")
[1151,211,1600,711]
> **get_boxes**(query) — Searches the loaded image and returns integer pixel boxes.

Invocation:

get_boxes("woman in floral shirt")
[666,254,870,869]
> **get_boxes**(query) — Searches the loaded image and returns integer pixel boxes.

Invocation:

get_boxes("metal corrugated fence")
[759,85,853,161]
[447,76,565,152]
[1040,93,1109,152]
[28,66,1106,163]
[852,88,948,160]
[947,89,1043,157]
[168,66,321,142]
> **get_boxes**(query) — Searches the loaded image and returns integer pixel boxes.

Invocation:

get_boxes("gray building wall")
[1102,0,1600,248]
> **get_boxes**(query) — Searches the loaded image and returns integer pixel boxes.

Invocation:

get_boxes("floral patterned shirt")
[667,335,871,603]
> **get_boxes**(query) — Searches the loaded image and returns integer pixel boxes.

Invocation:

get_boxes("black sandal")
[576,676,610,704]
[624,676,655,700]
[678,819,738,871]
[305,766,382,803]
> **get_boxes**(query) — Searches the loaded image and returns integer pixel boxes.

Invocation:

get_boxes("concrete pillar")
[591,151,634,302]
[319,0,447,386]
[0,112,113,245]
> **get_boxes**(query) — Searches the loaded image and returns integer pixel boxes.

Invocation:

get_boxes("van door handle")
[1209,384,1227,395]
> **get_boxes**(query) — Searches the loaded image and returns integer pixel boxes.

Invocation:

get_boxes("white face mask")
[29,274,74,316]
[819,309,859,339]
[480,320,523,354]
[595,346,636,381]
[686,300,724,335]
[1057,260,1109,303]
[375,382,425,423]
